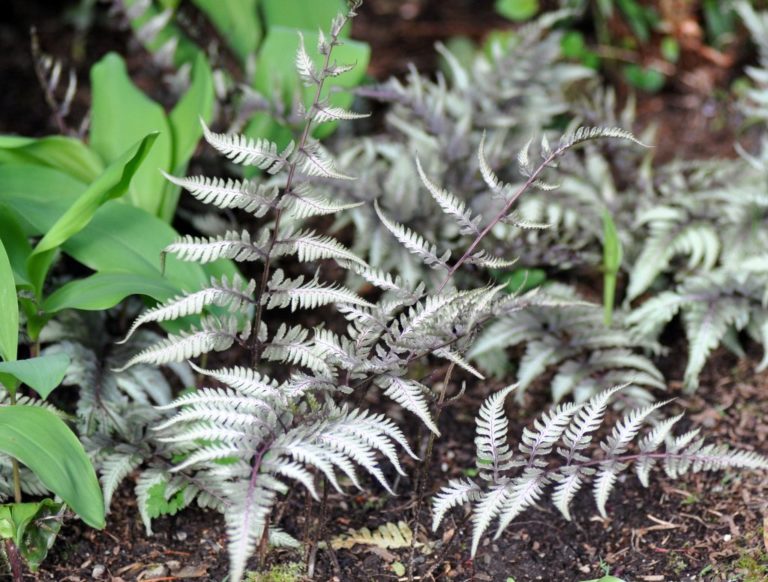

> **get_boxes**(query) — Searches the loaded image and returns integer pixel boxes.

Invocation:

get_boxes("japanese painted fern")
[433,385,768,557]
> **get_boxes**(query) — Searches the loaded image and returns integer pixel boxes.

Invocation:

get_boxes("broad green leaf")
[261,0,347,36]
[62,201,213,291]
[27,133,159,296]
[43,272,178,313]
[0,135,103,183]
[495,0,538,21]
[602,210,623,327]
[493,268,547,294]
[168,53,215,171]
[191,0,261,62]
[163,52,215,221]
[0,500,64,572]
[0,239,18,363]
[90,53,172,217]
[0,165,83,235]
[0,354,70,399]
[0,406,105,529]
[0,206,31,286]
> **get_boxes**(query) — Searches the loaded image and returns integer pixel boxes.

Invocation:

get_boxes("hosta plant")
[432,384,768,557]
[0,239,104,578]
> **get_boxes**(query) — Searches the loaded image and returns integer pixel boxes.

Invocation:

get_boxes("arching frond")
[433,387,768,556]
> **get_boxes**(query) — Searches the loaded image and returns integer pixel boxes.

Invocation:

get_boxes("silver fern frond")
[433,385,768,556]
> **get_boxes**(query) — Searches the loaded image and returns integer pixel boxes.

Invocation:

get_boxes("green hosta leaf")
[0,354,70,399]
[191,0,261,62]
[0,406,104,529]
[168,53,215,171]
[493,268,547,294]
[0,164,83,235]
[0,135,103,183]
[261,0,347,36]
[0,500,65,572]
[0,239,18,363]
[0,206,32,286]
[27,133,158,296]
[163,52,215,222]
[63,201,220,291]
[495,0,538,21]
[602,210,623,327]
[43,272,178,313]
[90,53,172,218]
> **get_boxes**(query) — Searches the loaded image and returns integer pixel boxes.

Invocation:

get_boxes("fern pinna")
[433,384,768,557]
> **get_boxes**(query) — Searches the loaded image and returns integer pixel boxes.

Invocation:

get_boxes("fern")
[433,385,768,556]
[627,269,763,390]
[469,284,663,404]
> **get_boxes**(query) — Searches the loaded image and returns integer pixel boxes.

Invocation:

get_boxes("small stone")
[175,530,188,541]
[724,533,732,542]
[91,564,106,579]
[138,564,168,580]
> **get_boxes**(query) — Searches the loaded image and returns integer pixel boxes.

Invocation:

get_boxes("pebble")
[91,564,106,579]
[175,530,188,541]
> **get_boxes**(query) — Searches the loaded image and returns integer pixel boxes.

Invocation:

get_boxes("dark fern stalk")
[248,5,360,366]
[438,128,646,292]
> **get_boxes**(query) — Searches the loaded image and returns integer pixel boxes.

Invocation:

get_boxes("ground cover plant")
[1,0,768,581]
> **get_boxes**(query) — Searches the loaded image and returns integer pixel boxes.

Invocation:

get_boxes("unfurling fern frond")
[433,385,768,556]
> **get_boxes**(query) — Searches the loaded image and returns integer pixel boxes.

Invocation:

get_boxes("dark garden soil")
[2,1,767,581]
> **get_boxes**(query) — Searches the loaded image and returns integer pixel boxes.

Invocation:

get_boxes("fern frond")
[202,121,294,173]
[120,276,255,343]
[296,32,319,86]
[557,126,646,152]
[475,384,517,479]
[266,269,374,311]
[431,478,481,531]
[416,157,481,236]
[165,231,269,264]
[162,172,276,217]
[313,104,370,123]
[115,316,241,370]
[279,229,367,266]
[100,451,143,510]
[300,140,354,180]
[374,201,451,270]
[433,386,768,555]
[375,375,439,435]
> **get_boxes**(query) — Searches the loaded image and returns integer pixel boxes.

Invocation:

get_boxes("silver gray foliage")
[433,385,768,557]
